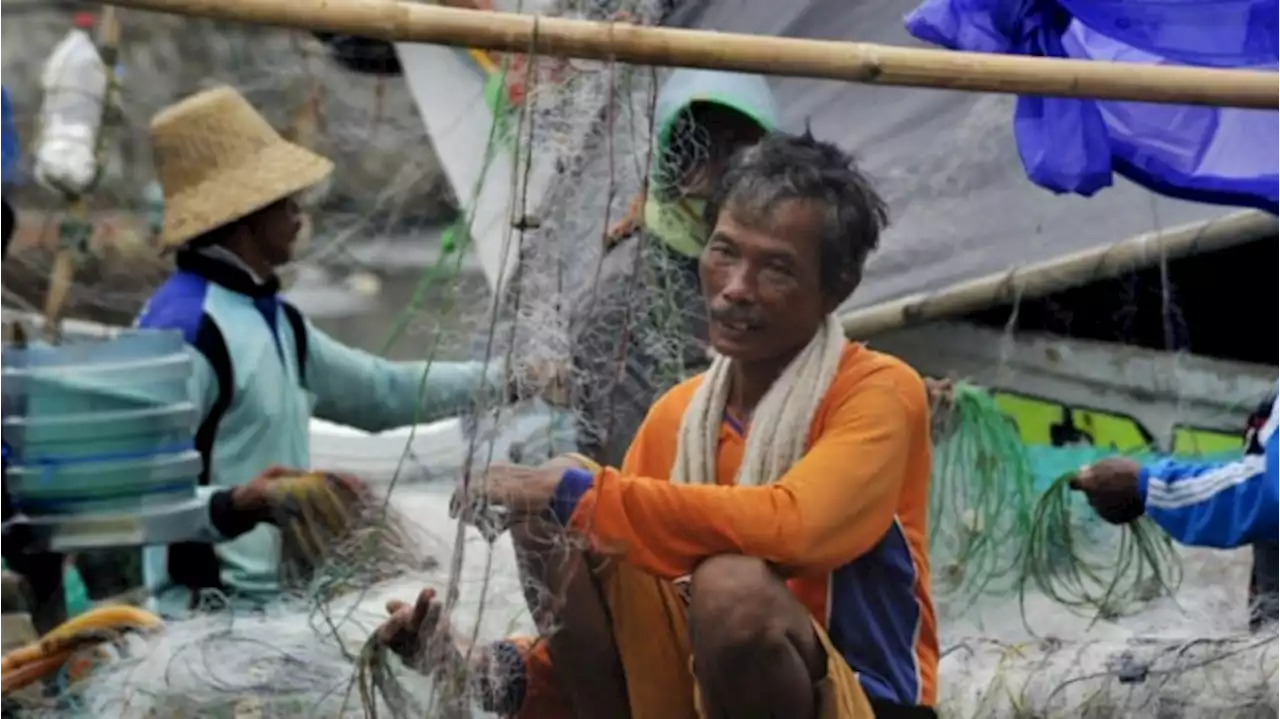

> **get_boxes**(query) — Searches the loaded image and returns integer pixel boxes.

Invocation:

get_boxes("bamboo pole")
[92,0,1277,109]
[840,210,1277,339]
[41,7,123,343]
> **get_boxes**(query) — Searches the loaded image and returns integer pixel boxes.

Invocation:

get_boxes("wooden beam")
[840,211,1277,339]
[90,0,1278,109]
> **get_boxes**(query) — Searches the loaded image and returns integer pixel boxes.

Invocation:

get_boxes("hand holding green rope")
[928,380,1184,625]
[1018,470,1182,631]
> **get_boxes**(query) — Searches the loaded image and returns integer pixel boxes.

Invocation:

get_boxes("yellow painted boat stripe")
[468,48,501,76]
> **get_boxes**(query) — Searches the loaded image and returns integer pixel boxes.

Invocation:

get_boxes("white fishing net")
[5,1,671,715]
[17,486,532,718]
[940,545,1277,717]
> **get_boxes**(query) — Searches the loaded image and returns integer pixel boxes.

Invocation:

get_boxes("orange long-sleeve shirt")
[501,343,937,715]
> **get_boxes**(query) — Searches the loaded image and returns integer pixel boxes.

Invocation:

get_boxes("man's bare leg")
[1,572,46,706]
[2,552,66,635]
[689,555,827,719]
[511,517,631,719]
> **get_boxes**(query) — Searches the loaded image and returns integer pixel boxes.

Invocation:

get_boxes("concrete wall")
[872,320,1275,452]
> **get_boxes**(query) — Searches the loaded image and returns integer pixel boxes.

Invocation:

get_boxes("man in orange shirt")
[378,131,937,719]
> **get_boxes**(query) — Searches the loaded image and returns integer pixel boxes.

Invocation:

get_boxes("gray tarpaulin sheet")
[665,0,1231,311]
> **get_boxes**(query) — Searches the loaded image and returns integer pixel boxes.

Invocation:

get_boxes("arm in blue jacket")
[1139,400,1279,549]
[303,319,506,433]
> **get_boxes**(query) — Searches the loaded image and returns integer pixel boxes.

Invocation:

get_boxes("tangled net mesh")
[1,1,1276,717]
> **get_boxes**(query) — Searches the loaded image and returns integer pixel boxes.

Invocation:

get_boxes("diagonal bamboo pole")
[92,0,1277,109]
[840,211,1277,339]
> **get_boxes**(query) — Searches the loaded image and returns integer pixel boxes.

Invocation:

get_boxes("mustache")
[709,305,765,328]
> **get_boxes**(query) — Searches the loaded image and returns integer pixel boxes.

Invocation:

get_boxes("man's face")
[698,200,833,363]
[247,197,303,268]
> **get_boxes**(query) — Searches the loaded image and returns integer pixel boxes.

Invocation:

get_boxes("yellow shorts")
[598,560,875,719]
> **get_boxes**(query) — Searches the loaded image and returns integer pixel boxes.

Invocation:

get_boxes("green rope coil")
[928,382,1037,605]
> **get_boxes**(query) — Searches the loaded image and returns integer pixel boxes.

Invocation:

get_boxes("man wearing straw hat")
[135,86,517,613]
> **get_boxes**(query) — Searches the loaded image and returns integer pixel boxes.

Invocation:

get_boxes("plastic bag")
[34,29,107,196]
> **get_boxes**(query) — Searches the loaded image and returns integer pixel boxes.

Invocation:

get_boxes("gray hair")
[704,130,889,301]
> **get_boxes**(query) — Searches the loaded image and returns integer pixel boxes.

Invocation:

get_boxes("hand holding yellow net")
[262,470,432,595]
[265,471,363,567]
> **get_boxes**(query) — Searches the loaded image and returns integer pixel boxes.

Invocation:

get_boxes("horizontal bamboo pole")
[93,0,1277,109]
[840,210,1277,339]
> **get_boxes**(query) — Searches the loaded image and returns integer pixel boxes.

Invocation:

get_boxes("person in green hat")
[569,68,778,467]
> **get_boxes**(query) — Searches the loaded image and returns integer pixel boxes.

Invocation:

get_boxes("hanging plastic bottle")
[33,13,108,197]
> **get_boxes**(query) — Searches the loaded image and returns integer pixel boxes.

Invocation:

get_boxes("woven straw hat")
[151,86,333,248]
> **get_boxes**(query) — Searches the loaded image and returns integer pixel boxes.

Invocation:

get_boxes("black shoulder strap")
[190,316,234,487]
[171,315,235,600]
[281,302,308,388]
[185,304,307,482]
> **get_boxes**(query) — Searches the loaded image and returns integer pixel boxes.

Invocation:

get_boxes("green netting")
[929,383,1038,604]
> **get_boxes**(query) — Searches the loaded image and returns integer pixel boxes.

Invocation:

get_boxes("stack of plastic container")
[2,328,201,519]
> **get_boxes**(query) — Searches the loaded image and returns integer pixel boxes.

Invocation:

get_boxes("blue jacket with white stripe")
[1139,389,1279,549]
[136,247,504,612]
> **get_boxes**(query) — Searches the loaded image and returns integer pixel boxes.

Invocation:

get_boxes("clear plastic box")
[2,329,201,516]
[5,450,203,516]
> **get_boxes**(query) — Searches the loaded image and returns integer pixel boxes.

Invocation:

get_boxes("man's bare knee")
[689,555,824,679]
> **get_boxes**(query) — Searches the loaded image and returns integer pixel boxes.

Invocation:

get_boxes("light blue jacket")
[136,247,502,612]
[1139,390,1279,549]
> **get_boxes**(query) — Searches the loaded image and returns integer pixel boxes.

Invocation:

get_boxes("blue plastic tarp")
[905,0,1279,213]
[2,86,18,185]
[597,1,1237,310]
